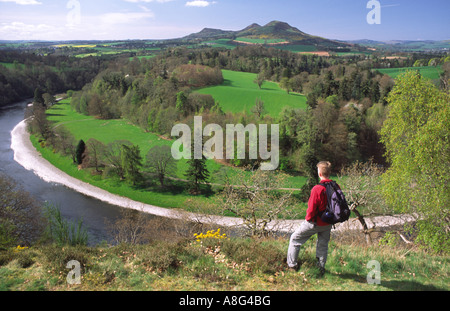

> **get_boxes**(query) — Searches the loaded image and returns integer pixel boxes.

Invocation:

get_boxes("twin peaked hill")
[184,20,351,49]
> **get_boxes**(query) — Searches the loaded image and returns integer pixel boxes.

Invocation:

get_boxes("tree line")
[0,50,108,108]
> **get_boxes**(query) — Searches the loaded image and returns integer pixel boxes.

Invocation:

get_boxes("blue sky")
[0,0,449,41]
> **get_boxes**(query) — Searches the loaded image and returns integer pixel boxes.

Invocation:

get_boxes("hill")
[184,20,352,50]
[236,20,311,40]
[183,27,235,40]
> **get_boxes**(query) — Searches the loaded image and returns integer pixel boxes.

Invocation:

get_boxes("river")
[0,100,128,245]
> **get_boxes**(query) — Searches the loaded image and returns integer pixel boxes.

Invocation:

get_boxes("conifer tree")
[185,155,209,194]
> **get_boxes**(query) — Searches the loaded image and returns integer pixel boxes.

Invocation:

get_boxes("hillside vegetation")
[376,65,443,80]
[33,99,308,213]
[1,235,448,291]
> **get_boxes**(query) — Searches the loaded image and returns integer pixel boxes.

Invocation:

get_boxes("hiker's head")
[317,161,331,179]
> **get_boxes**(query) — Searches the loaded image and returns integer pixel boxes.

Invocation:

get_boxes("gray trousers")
[287,221,332,268]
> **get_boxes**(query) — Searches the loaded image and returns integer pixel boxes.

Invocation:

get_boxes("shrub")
[42,244,96,277]
[16,251,35,268]
[44,203,89,246]
[135,241,183,273]
[221,238,286,274]
[194,228,228,242]
[0,249,14,267]
[0,174,44,247]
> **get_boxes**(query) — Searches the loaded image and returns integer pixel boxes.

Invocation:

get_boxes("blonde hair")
[317,161,332,178]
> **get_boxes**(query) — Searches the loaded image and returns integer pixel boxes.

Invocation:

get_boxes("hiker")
[287,161,338,275]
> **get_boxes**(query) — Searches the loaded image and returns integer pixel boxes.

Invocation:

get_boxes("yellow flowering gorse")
[14,245,29,252]
[194,228,228,242]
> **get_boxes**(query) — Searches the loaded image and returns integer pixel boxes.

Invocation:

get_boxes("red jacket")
[305,179,333,226]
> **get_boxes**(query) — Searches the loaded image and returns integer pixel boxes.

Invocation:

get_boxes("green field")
[0,62,25,69]
[235,37,287,44]
[40,100,226,210]
[376,65,443,80]
[46,100,227,181]
[196,70,308,116]
[277,44,318,53]
[201,39,236,49]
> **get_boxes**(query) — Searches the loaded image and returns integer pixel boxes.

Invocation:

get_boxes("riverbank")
[10,118,415,235]
[10,119,246,228]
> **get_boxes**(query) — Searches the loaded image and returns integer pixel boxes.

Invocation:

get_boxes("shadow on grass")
[221,79,233,87]
[337,272,445,291]
[379,280,444,291]
[135,177,215,198]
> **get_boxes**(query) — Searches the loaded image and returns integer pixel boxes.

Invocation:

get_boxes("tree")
[33,87,44,107]
[440,60,450,91]
[251,98,265,119]
[53,125,77,163]
[43,93,56,108]
[75,139,86,165]
[370,80,381,103]
[0,174,44,248]
[145,145,177,187]
[105,208,153,245]
[29,104,52,140]
[339,160,393,244]
[176,91,189,116]
[254,72,265,89]
[185,155,210,194]
[218,169,296,237]
[121,144,143,186]
[380,71,450,253]
[280,77,292,94]
[102,140,133,180]
[86,138,105,172]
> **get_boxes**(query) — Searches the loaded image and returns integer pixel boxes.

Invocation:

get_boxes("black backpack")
[317,181,351,224]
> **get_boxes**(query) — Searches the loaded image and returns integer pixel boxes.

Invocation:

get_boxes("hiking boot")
[316,257,326,276]
[318,266,326,277]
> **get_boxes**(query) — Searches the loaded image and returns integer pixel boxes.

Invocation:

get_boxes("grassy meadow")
[196,70,308,116]
[277,44,318,53]
[376,65,443,80]
[38,100,222,210]
[235,37,288,44]
[36,99,308,214]
[201,39,236,49]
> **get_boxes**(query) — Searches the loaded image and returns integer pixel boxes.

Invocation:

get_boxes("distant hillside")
[346,39,450,52]
[236,21,311,40]
[183,27,234,40]
[184,21,352,50]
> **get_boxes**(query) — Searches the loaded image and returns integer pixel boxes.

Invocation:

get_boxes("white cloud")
[0,22,62,40]
[185,1,216,7]
[99,12,155,25]
[139,5,152,12]
[0,0,42,4]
